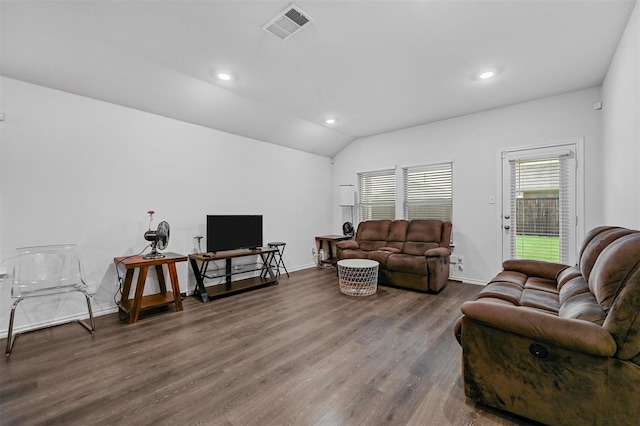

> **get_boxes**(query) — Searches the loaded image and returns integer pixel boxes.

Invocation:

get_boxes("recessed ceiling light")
[325,118,336,124]
[217,72,232,81]
[479,71,495,80]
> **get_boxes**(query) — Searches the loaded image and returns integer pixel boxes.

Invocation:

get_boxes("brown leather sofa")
[335,219,452,293]
[454,226,640,425]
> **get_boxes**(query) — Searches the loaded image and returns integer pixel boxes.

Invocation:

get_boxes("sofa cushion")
[558,275,590,304]
[336,240,358,250]
[520,288,560,313]
[580,227,635,282]
[402,241,439,256]
[338,249,370,260]
[369,249,396,269]
[377,247,401,253]
[357,220,391,241]
[586,233,640,360]
[557,265,582,289]
[386,253,426,275]
[478,273,559,313]
[477,282,523,305]
[524,277,558,293]
[503,259,568,281]
[491,270,527,287]
[406,219,442,241]
[590,233,640,311]
[359,240,388,251]
[402,220,445,256]
[558,292,606,325]
[386,220,408,251]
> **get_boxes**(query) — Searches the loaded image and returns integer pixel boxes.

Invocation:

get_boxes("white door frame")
[496,138,585,269]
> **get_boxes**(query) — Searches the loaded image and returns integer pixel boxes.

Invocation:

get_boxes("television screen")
[206,215,263,252]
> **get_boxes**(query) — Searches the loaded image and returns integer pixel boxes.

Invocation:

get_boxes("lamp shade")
[339,184,355,206]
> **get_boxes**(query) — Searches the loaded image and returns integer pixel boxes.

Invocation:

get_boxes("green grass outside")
[515,234,560,262]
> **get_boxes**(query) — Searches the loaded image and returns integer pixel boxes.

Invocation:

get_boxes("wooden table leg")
[130,266,149,324]
[167,263,183,311]
[120,268,135,307]
[155,264,167,294]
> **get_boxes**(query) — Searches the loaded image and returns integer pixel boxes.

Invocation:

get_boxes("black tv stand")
[188,247,278,302]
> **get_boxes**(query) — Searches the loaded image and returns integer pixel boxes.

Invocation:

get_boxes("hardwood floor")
[0,267,536,426]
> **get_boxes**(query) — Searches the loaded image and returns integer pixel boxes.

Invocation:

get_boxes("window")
[403,162,453,221]
[357,169,395,222]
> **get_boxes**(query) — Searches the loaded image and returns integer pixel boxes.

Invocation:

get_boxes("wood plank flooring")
[0,267,537,426]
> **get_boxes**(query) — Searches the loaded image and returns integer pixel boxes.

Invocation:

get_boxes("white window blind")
[357,169,396,222]
[509,154,573,263]
[402,162,453,221]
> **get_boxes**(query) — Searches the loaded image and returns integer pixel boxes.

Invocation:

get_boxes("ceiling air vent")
[263,4,313,40]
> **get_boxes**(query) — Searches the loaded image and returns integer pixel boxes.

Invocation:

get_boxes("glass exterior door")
[501,145,577,264]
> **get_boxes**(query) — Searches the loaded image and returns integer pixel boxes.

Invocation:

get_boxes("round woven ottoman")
[337,259,379,296]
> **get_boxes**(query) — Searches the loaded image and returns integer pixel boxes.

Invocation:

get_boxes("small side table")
[337,259,379,296]
[114,252,187,323]
[315,235,351,267]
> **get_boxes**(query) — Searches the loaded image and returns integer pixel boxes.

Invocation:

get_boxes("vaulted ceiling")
[1,0,636,157]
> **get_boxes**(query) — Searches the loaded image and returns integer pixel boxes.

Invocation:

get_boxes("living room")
[0,0,639,424]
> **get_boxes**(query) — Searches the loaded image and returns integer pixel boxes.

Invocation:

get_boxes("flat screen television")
[206,215,263,253]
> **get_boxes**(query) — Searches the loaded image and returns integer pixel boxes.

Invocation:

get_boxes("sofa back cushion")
[580,227,636,282]
[590,233,640,359]
[356,220,391,251]
[402,220,451,256]
[558,275,606,325]
[385,220,409,251]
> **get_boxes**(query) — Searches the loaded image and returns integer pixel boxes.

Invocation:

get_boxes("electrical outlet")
[458,255,464,264]
[450,255,459,264]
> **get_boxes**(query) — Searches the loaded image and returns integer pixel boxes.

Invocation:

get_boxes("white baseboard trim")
[450,276,487,286]
[0,305,118,340]
[292,263,320,271]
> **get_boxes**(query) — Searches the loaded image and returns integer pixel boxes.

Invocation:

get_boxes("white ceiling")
[1,0,636,157]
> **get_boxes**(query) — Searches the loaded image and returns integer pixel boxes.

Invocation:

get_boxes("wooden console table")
[189,247,278,303]
[114,252,187,324]
[315,235,351,266]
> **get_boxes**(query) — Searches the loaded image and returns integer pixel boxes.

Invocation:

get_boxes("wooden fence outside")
[515,198,559,236]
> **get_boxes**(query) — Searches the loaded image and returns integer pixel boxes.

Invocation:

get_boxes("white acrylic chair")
[6,244,95,356]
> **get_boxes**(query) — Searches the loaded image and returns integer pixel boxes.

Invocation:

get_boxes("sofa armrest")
[425,247,451,257]
[502,259,569,281]
[378,247,401,253]
[335,240,358,250]
[461,300,617,357]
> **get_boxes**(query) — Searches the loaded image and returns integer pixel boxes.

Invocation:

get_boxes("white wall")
[602,1,640,228]
[0,77,332,336]
[332,87,604,284]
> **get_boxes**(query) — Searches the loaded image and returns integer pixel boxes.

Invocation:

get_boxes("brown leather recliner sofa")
[335,219,452,293]
[454,226,640,425]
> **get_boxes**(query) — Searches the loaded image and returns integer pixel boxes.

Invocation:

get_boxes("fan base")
[143,252,166,259]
